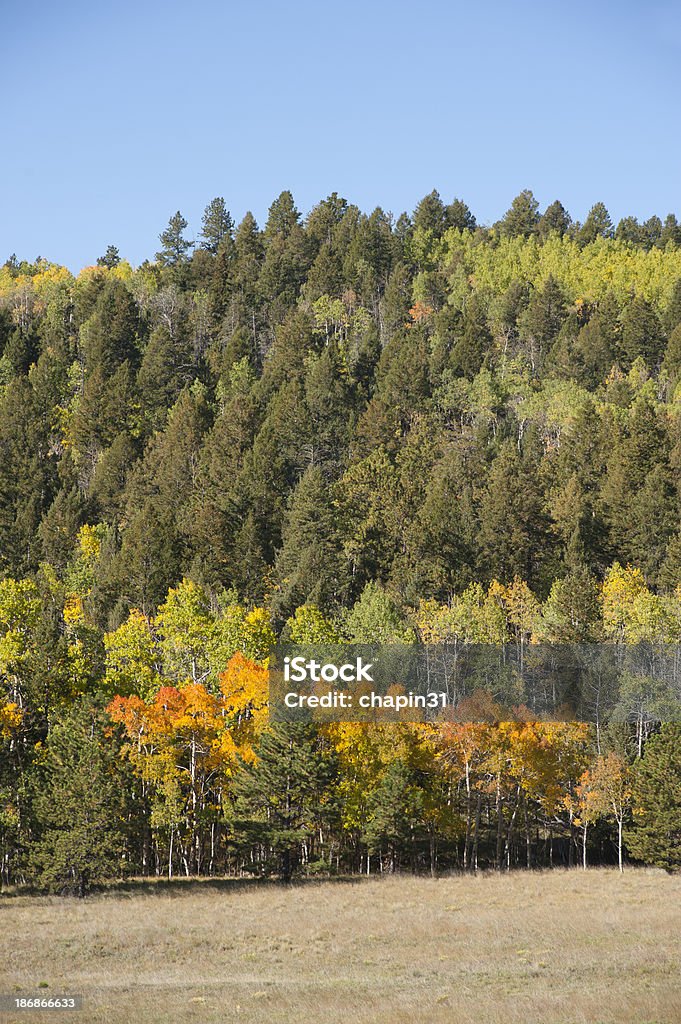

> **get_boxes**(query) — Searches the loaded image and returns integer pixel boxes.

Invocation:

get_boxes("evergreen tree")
[70,362,136,487]
[381,263,413,343]
[96,245,121,269]
[405,451,477,600]
[303,340,354,467]
[538,566,602,642]
[626,464,677,583]
[232,722,339,880]
[641,216,662,249]
[156,211,193,266]
[38,486,86,570]
[0,377,59,574]
[659,214,681,248]
[625,723,681,870]
[619,295,664,367]
[615,216,643,246]
[519,275,566,367]
[451,292,492,378]
[569,315,616,387]
[199,197,234,255]
[2,325,38,377]
[264,190,301,242]
[499,189,540,237]
[412,190,447,235]
[578,202,614,245]
[664,278,681,335]
[31,700,129,895]
[600,398,671,569]
[272,465,347,621]
[445,198,476,232]
[89,431,138,523]
[363,760,425,872]
[343,207,394,304]
[663,323,681,387]
[116,498,184,614]
[478,440,549,589]
[538,200,571,239]
[305,192,349,250]
[136,324,193,425]
[232,211,264,328]
[80,277,140,374]
[357,329,430,449]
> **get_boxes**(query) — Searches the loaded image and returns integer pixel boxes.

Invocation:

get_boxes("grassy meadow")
[1,869,680,1023]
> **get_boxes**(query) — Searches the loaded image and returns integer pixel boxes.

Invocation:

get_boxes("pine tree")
[305,192,349,251]
[363,759,424,872]
[519,275,566,368]
[625,723,681,870]
[538,566,602,642]
[156,211,193,266]
[89,431,138,523]
[412,190,447,235]
[96,245,121,269]
[31,700,129,895]
[199,197,234,255]
[538,200,571,239]
[445,198,476,232]
[272,465,347,621]
[116,499,184,614]
[264,190,301,242]
[259,195,310,317]
[406,451,476,599]
[615,216,643,246]
[570,315,616,387]
[578,202,614,245]
[619,295,664,367]
[0,377,59,574]
[70,362,136,487]
[232,722,339,880]
[641,216,662,249]
[663,323,681,387]
[38,486,86,570]
[136,324,193,426]
[600,399,672,569]
[232,211,264,326]
[663,279,681,334]
[499,190,540,237]
[451,292,492,378]
[478,441,549,589]
[81,277,140,374]
[659,214,681,248]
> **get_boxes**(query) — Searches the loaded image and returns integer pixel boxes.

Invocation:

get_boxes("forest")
[2,188,681,892]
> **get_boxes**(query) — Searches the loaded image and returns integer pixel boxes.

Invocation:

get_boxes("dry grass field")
[1,869,680,1024]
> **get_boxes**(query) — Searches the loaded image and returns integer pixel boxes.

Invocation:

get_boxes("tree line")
[1,570,681,892]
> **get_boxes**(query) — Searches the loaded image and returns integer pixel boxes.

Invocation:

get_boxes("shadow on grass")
[1,873,371,901]
[107,874,370,899]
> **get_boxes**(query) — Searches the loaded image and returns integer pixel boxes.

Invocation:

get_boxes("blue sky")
[1,0,680,270]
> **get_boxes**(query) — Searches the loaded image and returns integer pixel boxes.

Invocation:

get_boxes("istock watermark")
[269,643,681,724]
[283,655,375,683]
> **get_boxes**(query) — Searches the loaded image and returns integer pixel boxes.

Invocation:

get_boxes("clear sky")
[1,0,680,271]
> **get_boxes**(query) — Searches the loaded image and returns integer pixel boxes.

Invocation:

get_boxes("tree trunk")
[496,778,504,872]
[472,793,481,871]
[463,764,472,871]
[618,817,623,873]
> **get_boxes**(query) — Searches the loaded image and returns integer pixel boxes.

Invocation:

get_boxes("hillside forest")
[2,189,681,891]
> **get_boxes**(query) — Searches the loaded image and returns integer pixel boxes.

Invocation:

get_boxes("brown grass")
[1,869,680,1023]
